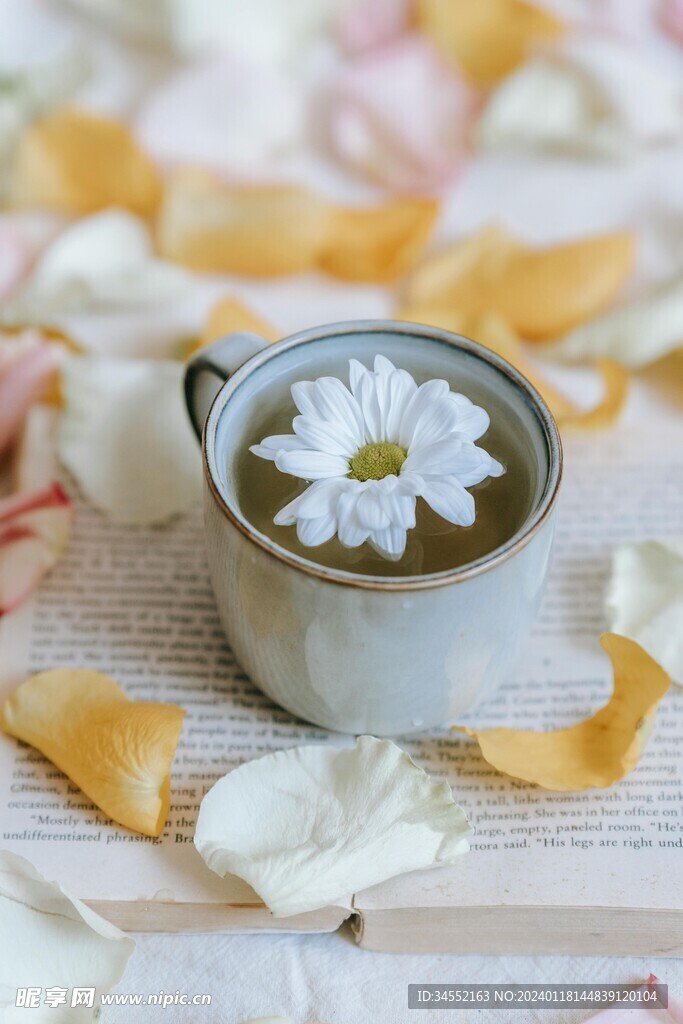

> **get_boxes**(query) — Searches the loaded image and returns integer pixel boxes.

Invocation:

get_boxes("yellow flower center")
[349,442,407,482]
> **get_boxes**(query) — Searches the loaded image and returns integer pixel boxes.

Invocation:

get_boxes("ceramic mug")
[185,320,562,736]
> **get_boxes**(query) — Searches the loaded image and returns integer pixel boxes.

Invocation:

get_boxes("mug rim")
[203,319,563,592]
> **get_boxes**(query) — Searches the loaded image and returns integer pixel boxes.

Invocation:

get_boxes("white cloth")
[109,928,683,1023]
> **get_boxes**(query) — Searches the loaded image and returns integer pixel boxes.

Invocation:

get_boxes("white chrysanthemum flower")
[250,355,504,561]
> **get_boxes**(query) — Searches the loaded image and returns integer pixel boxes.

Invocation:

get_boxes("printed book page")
[359,375,683,915]
[1,378,682,923]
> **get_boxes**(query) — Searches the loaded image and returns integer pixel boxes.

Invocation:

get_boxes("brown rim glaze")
[203,320,563,592]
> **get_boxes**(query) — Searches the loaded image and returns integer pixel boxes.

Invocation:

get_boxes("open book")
[2,376,683,956]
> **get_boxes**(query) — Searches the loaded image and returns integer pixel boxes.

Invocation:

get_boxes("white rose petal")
[63,0,342,66]
[58,355,202,525]
[479,34,683,160]
[135,57,303,178]
[194,735,472,918]
[551,272,683,369]
[1,210,199,358]
[0,851,134,1021]
[606,540,683,686]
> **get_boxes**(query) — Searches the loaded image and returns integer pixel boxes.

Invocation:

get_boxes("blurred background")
[1,0,683,410]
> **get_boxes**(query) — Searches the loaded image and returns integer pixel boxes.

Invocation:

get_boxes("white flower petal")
[355,485,392,531]
[369,525,408,560]
[275,449,350,481]
[273,480,341,526]
[448,393,490,441]
[337,489,371,548]
[403,437,473,477]
[408,396,461,453]
[58,356,202,525]
[398,378,450,448]
[296,514,337,547]
[384,368,418,442]
[0,851,134,1020]
[422,477,476,527]
[348,357,369,397]
[293,415,357,457]
[373,353,396,376]
[250,434,300,461]
[282,479,344,522]
[313,377,365,443]
[606,539,683,686]
[291,380,318,418]
[355,371,383,443]
[194,735,471,918]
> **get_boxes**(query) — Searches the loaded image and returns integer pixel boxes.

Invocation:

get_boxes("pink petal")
[588,974,683,1022]
[0,333,61,458]
[335,0,413,54]
[659,0,683,43]
[0,227,32,304]
[0,483,73,616]
[327,36,478,192]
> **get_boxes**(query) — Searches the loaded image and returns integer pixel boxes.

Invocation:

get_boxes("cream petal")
[552,272,683,369]
[606,539,683,686]
[2,210,191,328]
[58,356,202,525]
[0,851,134,1019]
[194,735,471,918]
[398,378,450,448]
[422,477,475,527]
[292,415,358,457]
[479,34,683,159]
[275,449,350,480]
[134,56,303,177]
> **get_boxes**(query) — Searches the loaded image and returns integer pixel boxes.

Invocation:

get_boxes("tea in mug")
[236,386,537,578]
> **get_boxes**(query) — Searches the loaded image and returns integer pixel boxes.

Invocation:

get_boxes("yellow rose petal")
[320,199,438,283]
[9,108,161,217]
[186,297,279,358]
[1,669,185,836]
[418,0,564,85]
[157,170,437,281]
[397,306,629,430]
[157,170,333,275]
[408,227,635,339]
[453,634,670,790]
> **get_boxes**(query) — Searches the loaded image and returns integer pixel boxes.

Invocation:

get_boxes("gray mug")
[185,320,562,735]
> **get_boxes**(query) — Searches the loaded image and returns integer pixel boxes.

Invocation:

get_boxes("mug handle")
[184,332,270,441]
